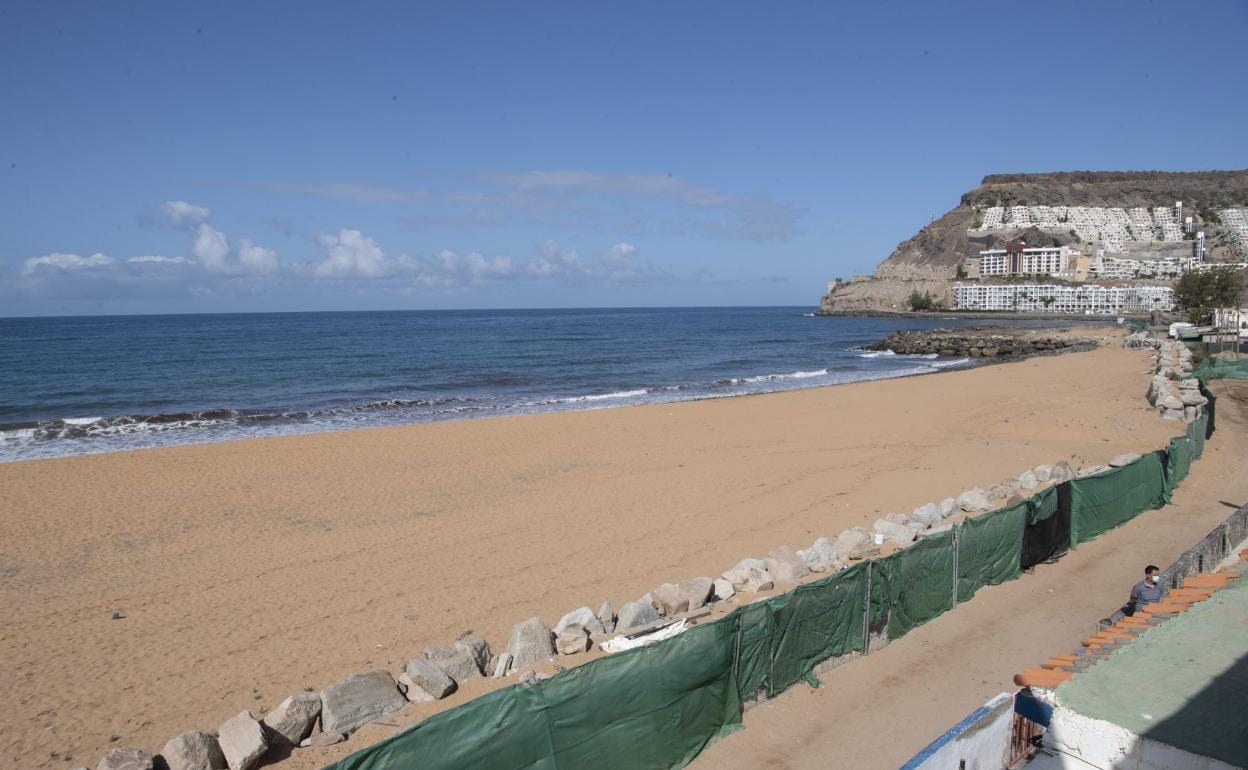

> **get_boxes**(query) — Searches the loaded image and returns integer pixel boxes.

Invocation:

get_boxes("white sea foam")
[743,369,830,383]
[856,349,895,358]
[560,389,650,403]
[62,416,103,425]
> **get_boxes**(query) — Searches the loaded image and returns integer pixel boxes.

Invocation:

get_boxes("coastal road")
[693,379,1248,770]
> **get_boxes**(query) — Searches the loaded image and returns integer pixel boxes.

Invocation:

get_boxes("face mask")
[1148,575,1158,584]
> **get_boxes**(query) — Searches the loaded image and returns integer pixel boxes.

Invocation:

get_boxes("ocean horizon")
[0,307,1103,462]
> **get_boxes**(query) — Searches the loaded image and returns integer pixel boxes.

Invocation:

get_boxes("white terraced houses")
[972,205,1189,252]
[952,283,1174,314]
[1089,254,1187,280]
[1221,208,1248,257]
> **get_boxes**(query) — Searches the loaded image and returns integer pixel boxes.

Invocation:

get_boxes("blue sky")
[2,1,1246,316]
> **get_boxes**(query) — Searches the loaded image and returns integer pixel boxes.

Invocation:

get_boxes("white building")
[952,283,1174,314]
[973,244,1081,277]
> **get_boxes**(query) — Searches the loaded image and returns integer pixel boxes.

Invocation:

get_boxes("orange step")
[1042,658,1075,670]
[1144,603,1190,614]
[1014,668,1074,688]
[1182,574,1238,588]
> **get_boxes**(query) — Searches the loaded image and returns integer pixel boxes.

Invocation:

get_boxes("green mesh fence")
[733,599,773,702]
[1188,414,1207,460]
[956,501,1026,603]
[1070,452,1167,546]
[877,529,956,639]
[1164,436,1191,500]
[767,561,868,696]
[332,617,741,770]
[1192,358,1248,381]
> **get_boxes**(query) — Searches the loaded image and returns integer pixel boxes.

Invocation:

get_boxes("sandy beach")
[0,333,1187,769]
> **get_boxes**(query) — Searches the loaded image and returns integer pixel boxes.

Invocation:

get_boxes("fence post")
[951,525,961,610]
[862,560,873,655]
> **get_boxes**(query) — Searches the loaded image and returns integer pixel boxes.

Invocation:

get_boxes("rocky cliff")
[820,170,1248,313]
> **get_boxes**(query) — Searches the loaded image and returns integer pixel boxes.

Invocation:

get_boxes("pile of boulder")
[869,330,1090,359]
[1142,338,1205,421]
[1123,330,1162,350]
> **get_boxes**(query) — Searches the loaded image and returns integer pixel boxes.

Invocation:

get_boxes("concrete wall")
[1038,707,1239,770]
[900,692,1014,770]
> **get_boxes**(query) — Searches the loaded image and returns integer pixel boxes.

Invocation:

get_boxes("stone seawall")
[869,329,1094,359]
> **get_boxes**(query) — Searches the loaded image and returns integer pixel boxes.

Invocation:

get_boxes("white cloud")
[189,224,279,275]
[237,240,279,275]
[313,229,390,278]
[23,252,115,274]
[127,255,191,265]
[254,182,430,203]
[162,200,211,227]
[192,223,231,272]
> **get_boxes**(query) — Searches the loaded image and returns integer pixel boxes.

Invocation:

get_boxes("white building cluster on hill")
[971,204,1186,252]
[952,283,1174,314]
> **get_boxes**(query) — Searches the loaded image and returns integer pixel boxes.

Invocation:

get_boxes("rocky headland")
[819,169,1248,314]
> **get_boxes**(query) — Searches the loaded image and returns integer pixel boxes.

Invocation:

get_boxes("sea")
[0,308,1103,462]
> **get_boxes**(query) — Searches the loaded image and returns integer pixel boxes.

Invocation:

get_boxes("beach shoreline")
[0,330,1187,769]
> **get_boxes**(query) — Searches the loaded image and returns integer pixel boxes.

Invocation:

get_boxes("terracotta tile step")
[1014,668,1074,688]
[1182,574,1238,588]
[1042,658,1075,670]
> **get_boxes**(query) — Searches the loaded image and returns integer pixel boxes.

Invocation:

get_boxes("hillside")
[820,170,1248,313]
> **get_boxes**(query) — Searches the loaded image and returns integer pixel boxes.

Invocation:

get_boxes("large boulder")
[1052,461,1074,483]
[505,617,555,668]
[160,732,226,770]
[616,600,661,632]
[424,643,481,683]
[650,577,714,616]
[1032,464,1054,483]
[454,637,492,675]
[720,559,774,592]
[988,479,1022,500]
[1180,390,1207,406]
[401,658,456,699]
[262,692,321,747]
[712,577,736,601]
[555,624,591,655]
[764,546,810,583]
[938,497,957,517]
[796,537,841,572]
[831,527,871,555]
[217,711,267,770]
[909,503,942,529]
[320,671,407,736]
[1016,470,1039,490]
[873,518,917,546]
[597,601,616,634]
[97,748,155,770]
[957,489,993,512]
[554,606,607,637]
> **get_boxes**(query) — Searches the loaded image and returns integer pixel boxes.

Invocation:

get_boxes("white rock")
[957,489,993,512]
[616,600,660,632]
[555,623,591,655]
[938,497,957,517]
[403,657,456,699]
[764,546,810,583]
[1032,464,1054,483]
[160,731,226,770]
[796,537,842,571]
[597,601,615,634]
[1016,470,1039,490]
[873,518,918,545]
[217,712,267,770]
[397,672,436,702]
[505,617,555,669]
[712,577,736,601]
[492,651,513,678]
[720,561,775,593]
[320,671,407,735]
[96,748,155,770]
[262,692,321,747]
[650,577,714,615]
[554,606,606,637]
[424,643,480,683]
[909,503,942,528]
[1108,453,1141,467]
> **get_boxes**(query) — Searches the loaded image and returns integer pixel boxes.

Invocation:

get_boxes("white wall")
[902,692,1014,770]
